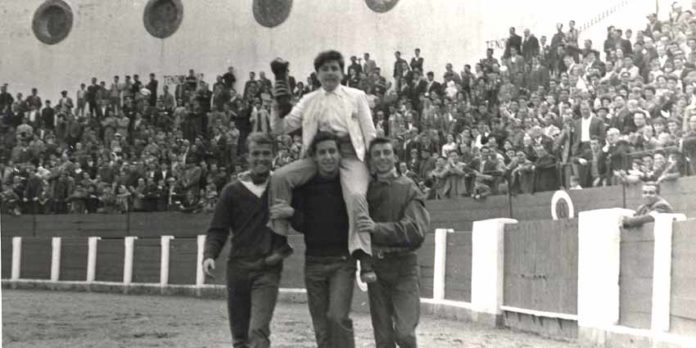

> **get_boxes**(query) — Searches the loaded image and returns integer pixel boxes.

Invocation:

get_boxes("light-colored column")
[577,208,634,333]
[432,228,452,301]
[196,235,206,287]
[123,236,137,285]
[651,213,686,333]
[160,236,174,286]
[86,237,101,282]
[50,237,62,281]
[471,218,518,315]
[11,237,22,280]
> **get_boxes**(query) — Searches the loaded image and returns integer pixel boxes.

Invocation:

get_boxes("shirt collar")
[323,85,343,96]
[375,168,399,183]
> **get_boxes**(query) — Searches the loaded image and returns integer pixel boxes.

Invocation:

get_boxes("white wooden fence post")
[50,237,62,281]
[123,236,137,285]
[432,228,451,301]
[11,237,22,280]
[86,237,101,282]
[160,236,174,286]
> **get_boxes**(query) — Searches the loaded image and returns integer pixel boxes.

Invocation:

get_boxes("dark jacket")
[367,174,430,253]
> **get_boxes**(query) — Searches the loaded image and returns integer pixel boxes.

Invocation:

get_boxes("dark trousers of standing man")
[304,255,357,348]
[368,251,420,348]
[227,261,282,348]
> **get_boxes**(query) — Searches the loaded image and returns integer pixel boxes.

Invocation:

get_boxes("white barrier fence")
[3,209,696,347]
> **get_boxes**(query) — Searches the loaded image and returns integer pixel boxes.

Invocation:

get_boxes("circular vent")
[143,0,184,39]
[32,0,73,45]
[365,0,400,13]
[253,0,293,28]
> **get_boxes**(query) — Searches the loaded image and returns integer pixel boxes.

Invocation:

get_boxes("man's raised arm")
[270,58,303,136]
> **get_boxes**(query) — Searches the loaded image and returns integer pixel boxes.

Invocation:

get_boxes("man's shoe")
[264,244,293,266]
[360,270,378,284]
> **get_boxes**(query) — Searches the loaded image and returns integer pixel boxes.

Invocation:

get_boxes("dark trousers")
[227,262,282,348]
[304,255,357,348]
[368,251,420,348]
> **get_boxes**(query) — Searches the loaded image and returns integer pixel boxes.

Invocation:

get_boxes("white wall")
[0,0,653,100]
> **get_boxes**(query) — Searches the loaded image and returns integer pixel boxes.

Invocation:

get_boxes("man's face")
[668,122,679,134]
[370,142,396,175]
[312,140,340,176]
[317,60,343,92]
[642,184,659,205]
[247,142,273,176]
[580,104,591,118]
[634,113,646,127]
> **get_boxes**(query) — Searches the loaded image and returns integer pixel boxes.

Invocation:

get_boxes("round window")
[143,0,184,39]
[32,0,73,45]
[365,0,400,13]
[253,0,293,28]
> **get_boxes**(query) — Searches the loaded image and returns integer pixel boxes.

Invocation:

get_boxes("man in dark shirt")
[357,137,430,348]
[202,132,284,348]
[622,181,674,227]
[272,131,358,348]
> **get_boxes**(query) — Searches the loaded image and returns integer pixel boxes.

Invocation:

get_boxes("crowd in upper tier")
[2,4,696,215]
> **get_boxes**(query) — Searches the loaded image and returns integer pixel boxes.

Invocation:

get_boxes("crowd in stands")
[3,4,696,215]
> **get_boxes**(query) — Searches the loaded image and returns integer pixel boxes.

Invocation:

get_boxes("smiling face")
[247,141,273,176]
[317,60,343,92]
[369,141,396,175]
[312,139,340,177]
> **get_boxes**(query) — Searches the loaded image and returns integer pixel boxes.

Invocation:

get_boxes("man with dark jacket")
[622,181,673,227]
[505,27,523,58]
[604,128,632,185]
[533,143,560,192]
[272,132,359,348]
[202,132,284,348]
[357,137,430,348]
[521,28,540,60]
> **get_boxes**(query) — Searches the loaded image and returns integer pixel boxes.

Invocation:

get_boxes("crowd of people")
[3,4,696,215]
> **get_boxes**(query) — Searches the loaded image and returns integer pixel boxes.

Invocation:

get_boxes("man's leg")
[227,266,252,348]
[390,254,420,348]
[247,268,281,348]
[268,157,317,235]
[304,258,331,348]
[339,157,371,256]
[327,257,357,348]
[368,259,396,348]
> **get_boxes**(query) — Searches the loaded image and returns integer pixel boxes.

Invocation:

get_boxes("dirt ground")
[2,290,578,348]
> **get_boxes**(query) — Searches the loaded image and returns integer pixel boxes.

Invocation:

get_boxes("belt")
[373,249,414,259]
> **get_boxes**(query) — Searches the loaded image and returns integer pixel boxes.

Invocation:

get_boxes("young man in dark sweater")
[357,137,430,348]
[202,132,287,348]
[271,132,358,348]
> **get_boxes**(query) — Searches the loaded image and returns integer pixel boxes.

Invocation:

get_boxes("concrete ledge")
[1,280,308,304]
[504,311,577,342]
[421,298,500,327]
[579,325,696,348]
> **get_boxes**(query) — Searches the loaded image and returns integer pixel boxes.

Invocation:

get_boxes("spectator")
[622,181,673,227]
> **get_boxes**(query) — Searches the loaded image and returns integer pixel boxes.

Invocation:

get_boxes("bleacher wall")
[1,0,651,96]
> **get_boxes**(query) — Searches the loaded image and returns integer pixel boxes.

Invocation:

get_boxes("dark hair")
[246,132,274,150]
[368,136,394,154]
[308,131,339,156]
[313,50,345,72]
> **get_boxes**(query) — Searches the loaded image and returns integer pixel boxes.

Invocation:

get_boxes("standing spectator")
[222,66,237,91]
[147,73,159,107]
[522,28,540,60]
[86,77,99,117]
[410,48,424,72]
[532,143,560,192]
[504,27,523,59]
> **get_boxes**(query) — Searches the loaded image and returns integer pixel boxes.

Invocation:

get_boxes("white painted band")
[11,237,22,280]
[160,236,174,286]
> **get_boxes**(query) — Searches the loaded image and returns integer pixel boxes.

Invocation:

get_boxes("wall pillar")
[123,236,137,285]
[50,237,61,281]
[195,235,206,287]
[160,236,174,287]
[86,237,101,282]
[470,218,517,324]
[577,208,634,345]
[432,228,452,301]
[11,237,22,280]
